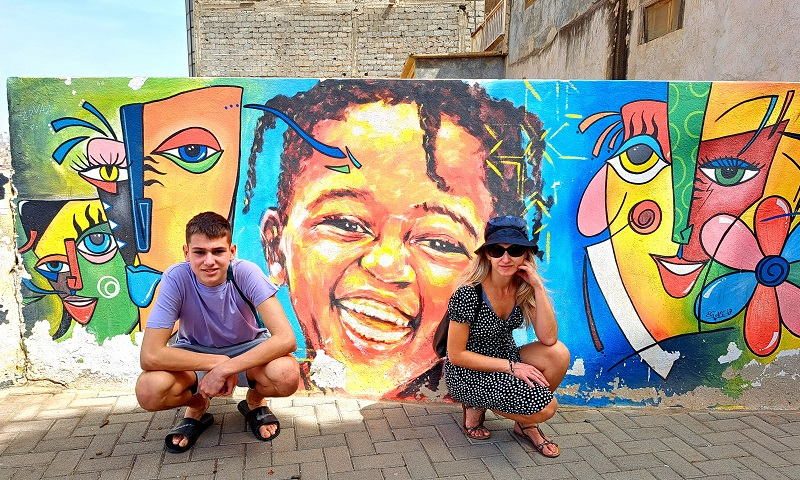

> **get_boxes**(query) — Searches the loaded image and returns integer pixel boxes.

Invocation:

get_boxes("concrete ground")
[0,384,799,480]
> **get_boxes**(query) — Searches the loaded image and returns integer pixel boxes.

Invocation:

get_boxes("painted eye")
[415,238,468,256]
[607,135,668,184]
[699,158,759,186]
[77,232,118,264]
[153,127,223,174]
[319,216,372,235]
[35,260,70,281]
[78,165,130,191]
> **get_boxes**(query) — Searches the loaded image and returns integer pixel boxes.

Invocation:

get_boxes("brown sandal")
[462,404,491,440]
[513,423,560,458]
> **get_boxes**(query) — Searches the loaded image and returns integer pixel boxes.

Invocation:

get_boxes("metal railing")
[471,0,507,52]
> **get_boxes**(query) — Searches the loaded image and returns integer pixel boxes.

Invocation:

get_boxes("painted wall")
[7,78,800,407]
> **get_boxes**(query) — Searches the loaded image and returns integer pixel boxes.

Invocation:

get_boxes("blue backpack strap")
[227,264,265,329]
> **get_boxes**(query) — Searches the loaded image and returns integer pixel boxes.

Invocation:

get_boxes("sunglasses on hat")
[485,244,529,258]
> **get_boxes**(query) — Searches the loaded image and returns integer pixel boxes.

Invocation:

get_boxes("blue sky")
[0,0,188,134]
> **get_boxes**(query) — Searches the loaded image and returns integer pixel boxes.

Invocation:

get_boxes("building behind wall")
[499,0,800,81]
[187,0,485,78]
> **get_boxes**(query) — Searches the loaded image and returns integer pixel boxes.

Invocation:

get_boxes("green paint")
[668,82,711,244]
[721,375,750,399]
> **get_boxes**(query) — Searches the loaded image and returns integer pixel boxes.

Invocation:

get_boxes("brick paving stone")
[744,440,792,466]
[698,443,750,459]
[401,450,436,479]
[329,469,381,480]
[516,464,573,479]
[609,452,664,470]
[243,441,272,469]
[244,465,300,480]
[34,408,85,420]
[298,461,328,480]
[158,459,216,478]
[117,421,149,444]
[482,454,522,480]
[737,456,791,480]
[574,445,620,474]
[741,415,791,437]
[109,439,164,457]
[584,432,625,456]
[319,421,367,435]
[676,413,714,434]
[450,443,500,460]
[315,404,340,424]
[694,458,751,476]
[601,410,637,429]
[419,436,454,463]
[41,418,81,441]
[436,424,470,447]
[98,468,130,480]
[646,465,684,480]
[564,460,603,480]
[272,448,324,466]
[127,452,161,480]
[42,449,84,477]
[780,436,800,449]
[661,436,709,461]
[708,418,750,432]
[408,414,456,427]
[323,445,353,474]
[365,419,394,442]
[345,431,376,456]
[0,451,56,468]
[627,426,672,440]
[496,441,536,468]
[297,433,347,450]
[587,419,633,442]
[742,427,791,452]
[664,421,713,447]
[617,438,670,455]
[654,450,705,478]
[383,408,412,429]
[402,404,428,417]
[373,439,422,454]
[352,452,404,470]
[191,443,245,461]
[215,456,245,480]
[382,466,411,480]
[605,469,658,480]
[630,412,672,427]
[269,427,297,452]
[550,421,598,435]
[392,426,439,441]
[433,458,489,477]
[75,455,134,473]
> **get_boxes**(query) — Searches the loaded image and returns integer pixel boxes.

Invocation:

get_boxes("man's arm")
[205,296,297,377]
[139,327,229,372]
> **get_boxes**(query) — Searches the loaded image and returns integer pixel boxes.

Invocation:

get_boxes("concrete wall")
[506,0,619,79]
[189,0,484,78]
[6,77,800,407]
[409,54,506,78]
[627,0,800,80]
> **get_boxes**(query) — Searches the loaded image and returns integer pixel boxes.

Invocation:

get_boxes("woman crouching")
[444,215,570,458]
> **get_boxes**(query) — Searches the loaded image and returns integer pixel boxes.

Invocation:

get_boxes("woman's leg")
[518,340,570,392]
[493,398,560,456]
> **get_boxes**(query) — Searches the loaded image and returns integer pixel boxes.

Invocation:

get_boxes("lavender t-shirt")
[147,259,278,348]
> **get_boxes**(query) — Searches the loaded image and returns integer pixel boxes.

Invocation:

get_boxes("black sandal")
[513,423,560,458]
[462,404,491,440]
[237,400,281,441]
[164,413,214,453]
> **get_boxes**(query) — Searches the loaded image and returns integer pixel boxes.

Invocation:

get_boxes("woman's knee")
[533,398,558,423]
[549,341,571,369]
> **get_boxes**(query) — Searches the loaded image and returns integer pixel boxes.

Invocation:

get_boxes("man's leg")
[136,370,208,449]
[244,355,300,438]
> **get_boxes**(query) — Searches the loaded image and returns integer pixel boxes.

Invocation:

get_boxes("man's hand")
[198,366,237,398]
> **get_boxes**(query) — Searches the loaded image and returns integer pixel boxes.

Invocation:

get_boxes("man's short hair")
[185,212,232,244]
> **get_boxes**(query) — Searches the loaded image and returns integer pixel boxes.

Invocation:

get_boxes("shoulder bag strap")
[227,264,265,329]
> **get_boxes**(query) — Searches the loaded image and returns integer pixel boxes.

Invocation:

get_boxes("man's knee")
[135,371,191,412]
[265,356,300,397]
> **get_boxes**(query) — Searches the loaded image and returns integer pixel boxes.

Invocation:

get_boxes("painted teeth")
[339,309,410,343]
[658,260,704,275]
[67,297,94,306]
[338,300,410,327]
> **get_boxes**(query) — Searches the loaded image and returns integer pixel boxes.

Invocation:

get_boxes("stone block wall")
[190,0,484,77]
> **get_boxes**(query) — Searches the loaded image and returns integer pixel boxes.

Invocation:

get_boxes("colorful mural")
[7,78,800,404]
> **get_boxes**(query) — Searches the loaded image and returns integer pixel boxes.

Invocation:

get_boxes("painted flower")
[695,196,800,356]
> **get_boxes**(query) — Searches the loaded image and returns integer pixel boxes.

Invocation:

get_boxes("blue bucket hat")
[475,215,537,253]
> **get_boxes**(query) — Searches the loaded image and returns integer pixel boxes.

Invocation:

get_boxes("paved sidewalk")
[1,384,799,480]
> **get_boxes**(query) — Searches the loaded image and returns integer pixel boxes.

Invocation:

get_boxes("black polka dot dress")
[444,284,554,415]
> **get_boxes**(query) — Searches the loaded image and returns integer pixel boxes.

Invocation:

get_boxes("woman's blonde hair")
[460,248,537,326]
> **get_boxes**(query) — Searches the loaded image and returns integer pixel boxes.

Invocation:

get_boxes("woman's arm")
[517,261,558,345]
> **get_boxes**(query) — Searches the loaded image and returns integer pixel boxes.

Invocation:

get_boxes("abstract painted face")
[122,86,243,274]
[19,199,138,342]
[268,102,494,396]
[578,99,692,377]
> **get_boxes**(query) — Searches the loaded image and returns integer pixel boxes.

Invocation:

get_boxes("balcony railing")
[471,0,507,52]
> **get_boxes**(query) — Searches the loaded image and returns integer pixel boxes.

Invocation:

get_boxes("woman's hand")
[510,361,550,389]
[516,260,544,290]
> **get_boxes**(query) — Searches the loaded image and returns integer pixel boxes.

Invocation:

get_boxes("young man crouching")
[136,212,299,453]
